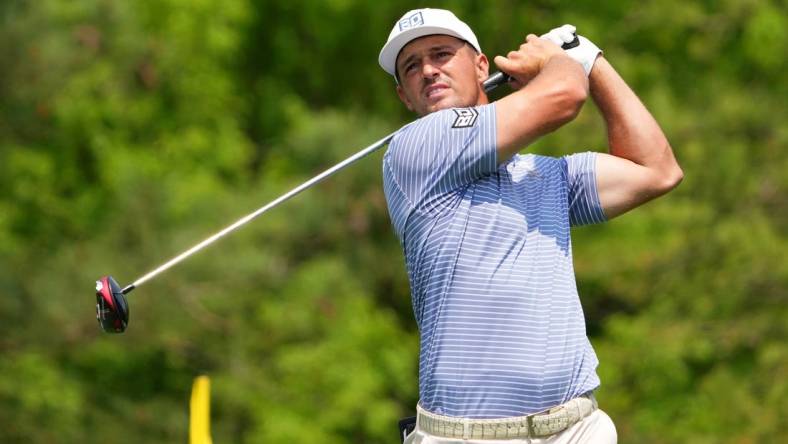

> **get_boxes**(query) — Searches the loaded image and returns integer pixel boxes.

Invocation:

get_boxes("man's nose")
[421,61,440,79]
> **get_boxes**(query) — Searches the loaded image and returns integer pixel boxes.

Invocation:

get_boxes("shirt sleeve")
[384,104,497,214]
[563,152,607,226]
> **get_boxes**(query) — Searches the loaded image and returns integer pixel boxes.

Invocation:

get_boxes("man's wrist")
[588,55,613,93]
[588,54,604,79]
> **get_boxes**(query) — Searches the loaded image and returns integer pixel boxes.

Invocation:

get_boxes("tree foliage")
[0,0,785,442]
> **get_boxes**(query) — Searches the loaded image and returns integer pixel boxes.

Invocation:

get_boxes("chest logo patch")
[452,108,479,128]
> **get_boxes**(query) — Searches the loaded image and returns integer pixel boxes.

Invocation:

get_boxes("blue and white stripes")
[383,103,607,419]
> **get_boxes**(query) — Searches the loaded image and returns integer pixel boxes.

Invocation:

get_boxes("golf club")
[95,35,580,333]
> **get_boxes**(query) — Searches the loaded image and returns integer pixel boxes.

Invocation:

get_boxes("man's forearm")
[589,57,683,186]
[495,53,588,162]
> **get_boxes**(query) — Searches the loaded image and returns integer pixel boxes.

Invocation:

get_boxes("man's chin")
[421,96,477,115]
[422,99,456,115]
[426,104,449,114]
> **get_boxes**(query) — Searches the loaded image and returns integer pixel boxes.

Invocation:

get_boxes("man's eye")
[437,51,452,59]
[404,63,418,74]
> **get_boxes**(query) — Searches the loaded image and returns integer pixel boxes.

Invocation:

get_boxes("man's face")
[395,35,489,116]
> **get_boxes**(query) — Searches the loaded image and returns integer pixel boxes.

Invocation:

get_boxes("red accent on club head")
[98,276,116,310]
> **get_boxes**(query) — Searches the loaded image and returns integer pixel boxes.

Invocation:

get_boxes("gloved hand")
[540,24,602,76]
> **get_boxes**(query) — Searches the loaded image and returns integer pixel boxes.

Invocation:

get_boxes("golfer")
[379,8,682,444]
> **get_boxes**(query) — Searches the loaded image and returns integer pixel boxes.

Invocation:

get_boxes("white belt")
[416,393,598,440]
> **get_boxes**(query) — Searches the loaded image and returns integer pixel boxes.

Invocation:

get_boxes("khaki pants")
[404,409,617,444]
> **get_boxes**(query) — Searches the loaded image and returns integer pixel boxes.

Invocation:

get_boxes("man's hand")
[540,25,602,76]
[493,34,568,89]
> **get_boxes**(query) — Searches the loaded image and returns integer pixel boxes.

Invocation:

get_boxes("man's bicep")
[595,152,667,219]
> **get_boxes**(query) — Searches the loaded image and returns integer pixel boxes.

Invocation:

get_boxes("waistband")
[416,393,598,440]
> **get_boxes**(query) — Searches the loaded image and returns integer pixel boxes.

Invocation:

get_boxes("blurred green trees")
[0,0,785,442]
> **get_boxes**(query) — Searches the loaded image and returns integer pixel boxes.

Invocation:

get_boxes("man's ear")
[396,84,414,112]
[476,52,490,83]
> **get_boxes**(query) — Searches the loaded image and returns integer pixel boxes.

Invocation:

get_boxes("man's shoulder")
[392,104,493,146]
[501,153,576,185]
[507,153,564,170]
[393,108,453,138]
[387,111,446,159]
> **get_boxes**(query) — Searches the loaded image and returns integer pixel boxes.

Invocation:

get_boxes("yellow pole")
[189,375,213,444]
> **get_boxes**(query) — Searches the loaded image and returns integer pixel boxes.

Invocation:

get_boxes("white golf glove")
[540,24,602,76]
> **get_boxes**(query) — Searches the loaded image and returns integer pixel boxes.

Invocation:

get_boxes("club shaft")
[130,132,396,289]
[128,74,510,290]
[483,72,510,93]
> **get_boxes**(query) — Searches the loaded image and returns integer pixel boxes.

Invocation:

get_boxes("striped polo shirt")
[382,103,607,419]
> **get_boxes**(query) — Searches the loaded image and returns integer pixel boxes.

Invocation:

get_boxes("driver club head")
[95,276,129,333]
